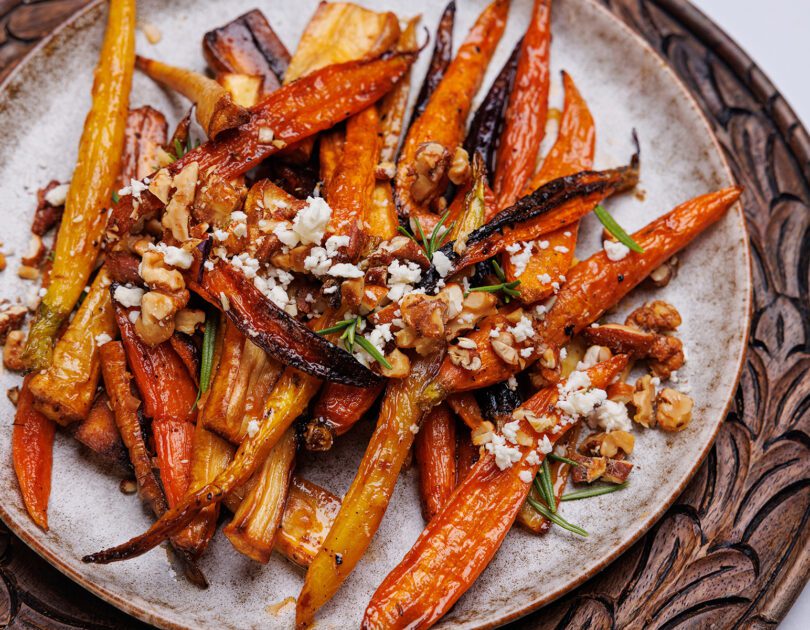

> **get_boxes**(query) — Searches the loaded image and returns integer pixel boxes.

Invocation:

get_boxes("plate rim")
[0,0,753,628]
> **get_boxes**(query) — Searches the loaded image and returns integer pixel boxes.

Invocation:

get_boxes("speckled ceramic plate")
[0,0,751,628]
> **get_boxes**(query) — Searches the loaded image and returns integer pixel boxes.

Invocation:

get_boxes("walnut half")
[656,387,693,432]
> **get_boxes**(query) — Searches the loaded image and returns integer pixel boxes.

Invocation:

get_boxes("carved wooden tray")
[0,0,806,628]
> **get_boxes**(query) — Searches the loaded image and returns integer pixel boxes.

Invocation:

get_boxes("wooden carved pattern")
[0,0,806,628]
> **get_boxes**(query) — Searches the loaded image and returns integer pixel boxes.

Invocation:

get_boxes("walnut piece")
[471,420,495,446]
[632,374,656,427]
[381,348,410,379]
[447,146,471,185]
[448,343,482,371]
[400,293,448,340]
[656,387,693,432]
[174,308,205,335]
[625,300,682,333]
[139,250,185,293]
[410,142,450,204]
[135,291,187,346]
[3,330,26,371]
[647,256,679,288]
[0,305,27,343]
[162,161,199,242]
[580,430,635,459]
[491,331,520,366]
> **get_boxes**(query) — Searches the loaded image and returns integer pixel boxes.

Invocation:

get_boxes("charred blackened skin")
[463,37,521,183]
[198,262,383,387]
[408,1,456,131]
[419,153,640,292]
[476,380,523,422]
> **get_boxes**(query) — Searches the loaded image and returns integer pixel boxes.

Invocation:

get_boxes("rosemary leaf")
[111,191,120,204]
[355,336,392,370]
[317,320,355,335]
[561,482,629,502]
[594,205,644,253]
[193,311,218,410]
[527,497,588,537]
[541,459,557,513]
[548,453,582,467]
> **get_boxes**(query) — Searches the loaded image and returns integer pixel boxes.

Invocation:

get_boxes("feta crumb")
[485,434,522,470]
[257,127,275,143]
[128,310,140,323]
[37,287,47,297]
[94,333,112,346]
[560,347,568,360]
[518,470,534,483]
[502,420,521,444]
[509,242,533,277]
[507,315,534,343]
[158,244,193,269]
[113,285,144,308]
[603,239,630,261]
[292,196,332,245]
[553,245,570,254]
[246,420,260,438]
[525,450,541,466]
[520,347,533,358]
[538,240,550,250]
[537,435,553,454]
[328,263,364,278]
[593,399,632,432]
[651,376,661,386]
[537,273,552,284]
[409,424,420,435]
[506,375,518,391]
[432,250,453,278]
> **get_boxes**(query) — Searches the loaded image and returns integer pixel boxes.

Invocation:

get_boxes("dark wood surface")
[0,0,807,628]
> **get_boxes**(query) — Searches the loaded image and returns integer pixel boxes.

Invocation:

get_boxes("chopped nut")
[607,382,634,404]
[162,162,199,242]
[602,458,634,483]
[0,305,28,343]
[656,387,693,432]
[375,161,396,180]
[445,291,497,338]
[381,348,410,378]
[410,142,450,203]
[448,343,482,371]
[632,374,656,427]
[571,454,607,483]
[340,277,366,313]
[491,331,519,366]
[447,146,471,185]
[21,234,46,267]
[139,250,185,293]
[538,347,557,369]
[3,330,26,371]
[135,291,184,345]
[513,408,555,434]
[471,420,495,446]
[648,335,685,379]
[647,257,679,288]
[583,322,684,379]
[394,326,418,348]
[577,345,612,369]
[7,386,19,406]
[400,293,447,340]
[174,308,205,335]
[148,168,172,204]
[140,21,162,44]
[625,300,682,333]
[581,430,635,459]
[17,265,40,280]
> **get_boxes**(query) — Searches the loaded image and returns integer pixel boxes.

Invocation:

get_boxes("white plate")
[0,0,750,628]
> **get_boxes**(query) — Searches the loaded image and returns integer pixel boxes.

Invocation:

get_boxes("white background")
[690,1,808,628]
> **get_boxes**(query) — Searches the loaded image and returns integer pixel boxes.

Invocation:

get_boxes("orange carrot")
[415,404,456,521]
[493,0,552,208]
[12,376,55,530]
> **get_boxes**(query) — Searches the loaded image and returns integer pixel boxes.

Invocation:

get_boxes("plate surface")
[0,0,750,628]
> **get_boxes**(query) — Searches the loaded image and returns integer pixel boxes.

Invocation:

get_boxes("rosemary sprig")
[541,460,557,513]
[317,317,391,369]
[193,310,218,410]
[561,482,629,502]
[548,453,582,467]
[526,497,588,537]
[594,205,644,253]
[398,211,455,260]
[171,137,200,162]
[111,191,120,204]
[466,260,521,302]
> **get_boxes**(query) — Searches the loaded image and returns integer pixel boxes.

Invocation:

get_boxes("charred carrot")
[296,354,441,627]
[503,72,596,303]
[415,405,456,521]
[433,186,743,394]
[493,0,552,208]
[108,52,417,237]
[306,382,385,442]
[409,1,455,127]
[455,421,479,484]
[12,376,55,530]
[23,0,135,370]
[447,392,484,430]
[396,0,508,218]
[324,105,380,262]
[117,106,167,186]
[362,357,627,629]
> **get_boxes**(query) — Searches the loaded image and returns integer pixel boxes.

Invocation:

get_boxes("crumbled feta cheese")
[432,250,453,277]
[303,247,331,276]
[257,127,275,143]
[509,242,533,277]
[246,420,260,438]
[213,228,229,242]
[387,259,422,284]
[44,183,70,206]
[324,235,350,256]
[118,178,149,200]
[538,240,549,250]
[651,376,661,386]
[37,287,47,297]
[537,273,552,284]
[502,420,521,444]
[525,450,541,466]
[563,231,572,237]
[230,211,247,222]
[593,399,632,432]
[128,310,140,323]
[95,333,112,346]
[520,347,533,358]
[203,260,214,271]
[507,315,534,343]
[553,245,570,254]
[485,434,523,470]
[323,285,338,295]
[537,435,553,454]
[603,239,630,261]
[328,263,364,278]
[155,243,193,269]
[506,375,518,391]
[292,196,332,245]
[560,347,568,360]
[409,424,420,435]
[518,470,534,483]
[232,222,248,238]
[113,285,144,308]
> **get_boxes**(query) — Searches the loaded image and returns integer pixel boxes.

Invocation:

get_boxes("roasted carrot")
[409,1,455,128]
[447,392,484,430]
[493,0,552,208]
[28,268,116,425]
[503,72,596,303]
[432,186,743,394]
[68,392,128,467]
[23,0,135,370]
[363,356,627,629]
[108,52,417,237]
[308,382,385,439]
[455,421,479,484]
[224,427,296,563]
[415,405,456,521]
[319,127,345,192]
[296,354,440,627]
[117,106,167,186]
[324,105,380,262]
[395,0,509,218]
[12,376,55,531]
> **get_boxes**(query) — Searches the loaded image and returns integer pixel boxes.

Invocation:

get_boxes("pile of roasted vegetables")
[1,0,741,626]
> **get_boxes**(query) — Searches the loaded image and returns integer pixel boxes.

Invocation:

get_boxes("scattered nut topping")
[513,408,555,434]
[448,342,482,371]
[17,265,40,280]
[606,381,634,404]
[647,257,679,288]
[410,142,450,204]
[380,348,410,378]
[3,330,26,371]
[375,161,396,180]
[581,430,635,459]
[140,21,162,44]
[0,305,27,343]
[471,420,496,446]
[656,387,693,432]
[632,374,656,427]
[447,146,471,185]
[162,162,199,242]
[400,293,448,339]
[174,308,205,335]
[491,331,520,366]
[21,234,46,268]
[7,385,20,406]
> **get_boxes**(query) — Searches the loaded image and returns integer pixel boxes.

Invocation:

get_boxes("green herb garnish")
[317,317,391,370]
[541,460,557,513]
[193,311,218,409]
[594,205,644,253]
[548,453,582,467]
[171,137,200,162]
[526,497,588,537]
[466,260,521,302]
[561,482,629,502]
[111,191,120,204]
[398,211,455,261]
